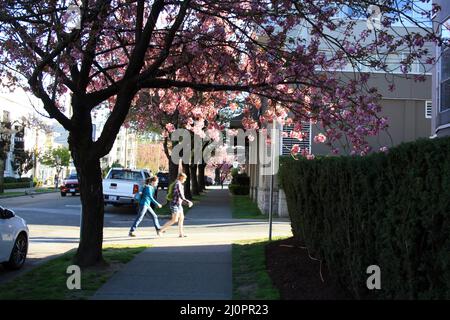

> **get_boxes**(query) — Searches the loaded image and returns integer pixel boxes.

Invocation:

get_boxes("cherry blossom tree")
[0,0,440,266]
[127,88,237,196]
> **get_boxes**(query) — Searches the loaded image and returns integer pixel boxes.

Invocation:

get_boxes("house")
[244,4,434,217]
[0,89,60,182]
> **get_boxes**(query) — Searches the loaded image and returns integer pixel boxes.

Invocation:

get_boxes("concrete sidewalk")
[92,187,233,300]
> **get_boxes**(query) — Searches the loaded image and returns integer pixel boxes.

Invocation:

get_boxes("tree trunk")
[72,152,105,267]
[164,138,178,184]
[168,160,178,184]
[182,163,192,200]
[68,102,105,268]
[198,163,206,192]
[215,167,220,185]
[190,163,199,196]
[0,158,4,194]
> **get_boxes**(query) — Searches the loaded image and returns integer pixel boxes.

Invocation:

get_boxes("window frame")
[439,15,450,113]
[425,100,432,119]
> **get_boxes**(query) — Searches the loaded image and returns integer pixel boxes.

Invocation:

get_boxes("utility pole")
[124,128,128,167]
[268,121,279,241]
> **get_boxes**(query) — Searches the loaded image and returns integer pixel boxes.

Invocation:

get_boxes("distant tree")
[39,146,71,183]
[111,160,123,168]
[136,139,167,174]
[19,115,52,178]
[0,119,14,193]
[11,149,34,178]
[102,160,123,177]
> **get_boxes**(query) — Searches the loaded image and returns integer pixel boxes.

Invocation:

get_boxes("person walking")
[160,173,193,237]
[129,176,162,237]
[54,174,59,189]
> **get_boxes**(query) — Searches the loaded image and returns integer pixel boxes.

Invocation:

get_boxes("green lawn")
[34,188,59,193]
[0,188,58,198]
[0,245,148,300]
[233,238,284,300]
[231,195,267,219]
[0,191,24,197]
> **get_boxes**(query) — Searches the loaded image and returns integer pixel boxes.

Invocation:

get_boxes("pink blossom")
[291,144,300,154]
[165,123,176,133]
[313,133,327,144]
[300,149,309,157]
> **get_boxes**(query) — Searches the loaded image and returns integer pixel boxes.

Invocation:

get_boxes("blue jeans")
[130,204,161,232]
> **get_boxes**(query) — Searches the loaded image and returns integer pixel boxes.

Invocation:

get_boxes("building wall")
[92,108,138,171]
[249,74,432,217]
[312,97,432,155]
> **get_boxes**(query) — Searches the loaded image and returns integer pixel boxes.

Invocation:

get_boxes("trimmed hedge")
[279,137,450,299]
[3,177,33,183]
[229,173,250,195]
[228,184,250,195]
[4,182,37,189]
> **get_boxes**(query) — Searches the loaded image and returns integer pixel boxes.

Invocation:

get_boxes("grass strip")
[231,195,267,219]
[232,238,283,300]
[0,245,148,300]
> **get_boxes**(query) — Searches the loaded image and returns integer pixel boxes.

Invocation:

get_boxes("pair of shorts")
[170,204,183,214]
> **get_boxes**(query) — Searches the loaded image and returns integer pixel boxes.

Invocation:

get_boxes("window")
[440,17,450,112]
[385,52,427,74]
[391,0,432,28]
[107,169,143,181]
[282,121,311,156]
[425,101,432,119]
[329,3,367,20]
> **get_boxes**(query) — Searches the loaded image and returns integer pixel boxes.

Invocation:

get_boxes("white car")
[102,168,151,207]
[0,206,29,270]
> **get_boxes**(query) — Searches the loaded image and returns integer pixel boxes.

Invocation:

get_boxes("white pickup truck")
[102,168,151,206]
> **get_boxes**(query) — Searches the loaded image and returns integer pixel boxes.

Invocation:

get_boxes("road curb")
[0,191,59,199]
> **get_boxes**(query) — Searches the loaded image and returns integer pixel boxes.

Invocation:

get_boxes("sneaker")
[156,229,161,236]
[179,234,187,238]
[129,231,136,237]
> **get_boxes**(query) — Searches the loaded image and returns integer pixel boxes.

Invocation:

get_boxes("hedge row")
[4,182,37,189]
[228,184,250,195]
[3,177,33,183]
[279,137,450,299]
[229,173,250,195]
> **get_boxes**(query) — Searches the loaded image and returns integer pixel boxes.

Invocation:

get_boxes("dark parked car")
[205,176,213,186]
[157,172,169,189]
[60,173,79,196]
